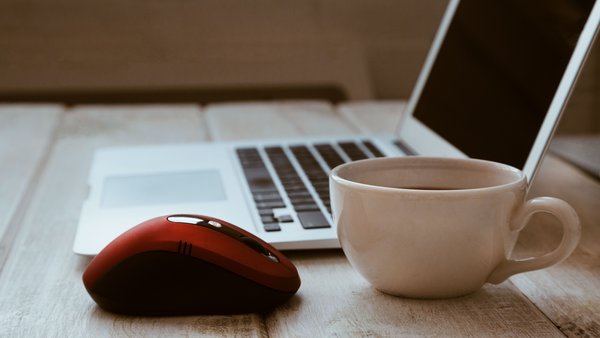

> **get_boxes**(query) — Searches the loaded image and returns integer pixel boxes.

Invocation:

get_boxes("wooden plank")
[510,155,600,337]
[0,104,62,264]
[208,102,563,337]
[205,101,356,141]
[274,251,561,337]
[0,105,266,337]
[337,100,406,134]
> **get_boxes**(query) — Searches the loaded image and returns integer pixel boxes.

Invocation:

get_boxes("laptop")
[74,0,600,255]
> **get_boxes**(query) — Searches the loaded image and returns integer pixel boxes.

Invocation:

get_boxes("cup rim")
[330,156,526,195]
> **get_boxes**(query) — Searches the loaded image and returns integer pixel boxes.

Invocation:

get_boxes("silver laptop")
[74,0,600,255]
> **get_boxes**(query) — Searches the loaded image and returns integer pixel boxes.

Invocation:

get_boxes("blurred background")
[0,0,598,135]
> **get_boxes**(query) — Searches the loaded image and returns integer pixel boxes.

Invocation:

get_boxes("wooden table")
[0,103,598,337]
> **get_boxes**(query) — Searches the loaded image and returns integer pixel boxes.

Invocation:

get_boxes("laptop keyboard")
[266,147,330,229]
[236,148,286,231]
[237,140,384,232]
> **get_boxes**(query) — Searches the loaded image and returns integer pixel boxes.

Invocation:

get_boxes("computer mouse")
[82,214,301,316]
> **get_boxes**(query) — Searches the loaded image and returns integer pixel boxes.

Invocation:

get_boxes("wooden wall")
[0,0,597,132]
[0,0,446,100]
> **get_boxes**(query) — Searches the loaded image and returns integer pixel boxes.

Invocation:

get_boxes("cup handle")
[487,197,581,284]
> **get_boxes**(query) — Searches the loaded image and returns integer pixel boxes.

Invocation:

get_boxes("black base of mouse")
[86,251,296,316]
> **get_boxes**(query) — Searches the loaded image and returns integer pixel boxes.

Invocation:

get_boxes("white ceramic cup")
[330,157,580,298]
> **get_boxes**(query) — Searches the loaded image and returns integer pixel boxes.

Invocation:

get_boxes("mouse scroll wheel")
[239,237,279,263]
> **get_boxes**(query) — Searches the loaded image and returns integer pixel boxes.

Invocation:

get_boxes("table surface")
[0,102,598,337]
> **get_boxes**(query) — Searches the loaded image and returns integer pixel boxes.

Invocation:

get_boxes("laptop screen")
[411,0,595,169]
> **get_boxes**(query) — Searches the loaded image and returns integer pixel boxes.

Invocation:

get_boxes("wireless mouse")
[82,214,301,316]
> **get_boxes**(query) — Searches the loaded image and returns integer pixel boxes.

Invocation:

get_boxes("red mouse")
[82,214,301,315]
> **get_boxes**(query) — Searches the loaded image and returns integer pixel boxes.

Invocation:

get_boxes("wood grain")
[275,251,561,337]
[207,102,563,337]
[1,102,596,337]
[337,100,406,134]
[0,105,265,337]
[205,101,356,141]
[510,155,600,337]
[0,104,63,266]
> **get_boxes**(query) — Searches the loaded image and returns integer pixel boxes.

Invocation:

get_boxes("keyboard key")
[276,167,297,174]
[242,166,271,180]
[289,145,331,209]
[265,146,285,154]
[256,201,286,209]
[239,160,264,168]
[277,215,293,223]
[290,197,315,204]
[314,143,346,169]
[258,209,274,216]
[283,184,307,192]
[294,204,320,211]
[297,211,330,229]
[338,142,368,161]
[237,150,260,156]
[253,193,282,202]
[279,177,303,184]
[263,223,281,232]
[261,216,276,224]
[362,140,384,157]
[312,182,329,190]
[288,191,312,198]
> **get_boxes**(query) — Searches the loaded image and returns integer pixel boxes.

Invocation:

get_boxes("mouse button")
[167,215,206,224]
[180,225,280,272]
[238,237,269,254]
[213,224,244,239]
[190,238,283,280]
[194,218,245,239]
[230,249,297,287]
[201,217,283,257]
[238,237,279,263]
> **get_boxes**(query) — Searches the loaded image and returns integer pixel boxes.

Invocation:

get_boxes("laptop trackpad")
[101,170,226,208]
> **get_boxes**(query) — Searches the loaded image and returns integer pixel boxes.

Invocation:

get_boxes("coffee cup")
[330,157,580,298]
